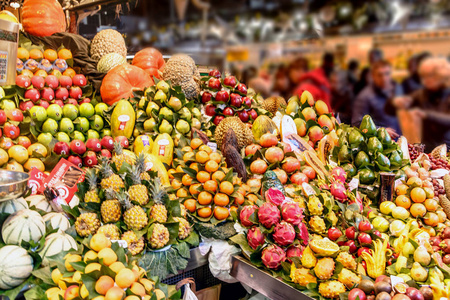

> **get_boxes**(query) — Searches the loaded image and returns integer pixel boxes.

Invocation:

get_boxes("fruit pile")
[430,156,450,171]
[170,138,241,222]
[200,70,260,125]
[45,232,176,300]
[17,47,75,79]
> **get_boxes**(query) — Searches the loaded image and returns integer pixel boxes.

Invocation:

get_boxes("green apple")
[47,104,63,121]
[42,118,58,134]
[79,102,95,118]
[75,117,89,133]
[59,117,75,134]
[29,106,47,122]
[63,104,79,120]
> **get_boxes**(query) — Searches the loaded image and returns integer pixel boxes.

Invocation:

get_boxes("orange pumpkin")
[100,64,153,105]
[132,48,165,79]
[22,0,66,37]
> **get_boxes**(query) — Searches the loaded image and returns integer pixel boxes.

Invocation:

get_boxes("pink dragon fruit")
[261,244,286,269]
[258,202,281,228]
[265,188,285,206]
[297,222,309,246]
[247,226,265,250]
[240,205,258,227]
[331,166,347,183]
[273,221,296,246]
[281,202,304,225]
[331,182,348,201]
[286,245,304,262]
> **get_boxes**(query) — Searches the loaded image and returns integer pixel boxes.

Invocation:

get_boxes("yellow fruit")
[0,148,8,165]
[110,261,126,273]
[98,247,118,266]
[139,278,155,292]
[154,289,166,300]
[46,287,63,299]
[84,250,98,262]
[8,145,29,164]
[73,271,82,283]
[96,275,115,295]
[111,100,135,138]
[395,184,409,195]
[105,286,124,300]
[90,233,111,251]
[195,150,209,163]
[309,238,340,256]
[51,268,63,285]
[125,296,141,300]
[411,187,426,203]
[199,145,212,154]
[6,160,24,172]
[80,284,89,298]
[28,143,47,157]
[23,158,45,172]
[64,254,82,272]
[407,177,423,187]
[115,268,136,288]
[130,282,146,296]
[85,263,102,273]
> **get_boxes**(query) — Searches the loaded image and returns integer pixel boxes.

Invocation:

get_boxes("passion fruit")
[418,287,432,300]
[375,293,391,300]
[374,281,392,295]
[391,294,411,300]
[358,279,375,295]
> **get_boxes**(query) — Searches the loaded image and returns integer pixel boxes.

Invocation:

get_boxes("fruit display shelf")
[230,255,314,300]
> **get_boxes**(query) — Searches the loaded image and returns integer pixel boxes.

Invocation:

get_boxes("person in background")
[352,60,401,139]
[401,52,431,95]
[331,70,354,124]
[346,59,359,89]
[354,48,384,96]
[386,57,450,151]
[240,66,258,87]
[272,65,291,99]
[249,77,271,99]
[287,57,309,95]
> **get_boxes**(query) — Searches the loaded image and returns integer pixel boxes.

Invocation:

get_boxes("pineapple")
[98,157,125,192]
[75,213,101,237]
[100,189,121,223]
[174,217,190,239]
[84,169,100,203]
[149,223,170,249]
[112,141,134,170]
[135,152,151,181]
[149,178,168,223]
[128,165,149,205]
[118,191,148,230]
[122,231,145,255]
[97,224,121,240]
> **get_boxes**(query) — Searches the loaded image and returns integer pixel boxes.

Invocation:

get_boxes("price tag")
[207,142,217,152]
[394,179,403,188]
[348,178,359,191]
[302,182,316,196]
[111,240,128,248]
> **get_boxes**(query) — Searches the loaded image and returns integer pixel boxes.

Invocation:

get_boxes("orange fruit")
[235,193,245,205]
[197,207,212,218]
[190,138,203,149]
[229,206,238,215]
[168,169,176,179]
[115,268,136,288]
[183,152,194,162]
[395,184,409,195]
[182,174,193,186]
[34,69,47,77]
[44,49,58,62]
[90,233,111,251]
[209,152,221,164]
[425,199,438,211]
[198,191,212,205]
[204,180,218,193]
[95,276,115,295]
[424,187,435,199]
[182,146,193,152]
[395,195,411,209]
[63,68,76,78]
[184,199,197,213]
[205,160,219,173]
[407,177,423,187]
[422,227,436,237]
[28,143,48,157]
[214,207,229,220]
[176,165,184,173]
[212,171,225,182]
[21,69,34,78]
[411,187,426,203]
[29,49,43,60]
[109,261,125,273]
[130,282,146,296]
[176,188,188,198]
[98,248,117,266]
[199,145,212,154]
[189,163,199,172]
[247,194,259,203]
[195,151,209,164]
[424,212,439,226]
[17,47,29,60]
[233,177,242,185]
[105,286,125,300]
[171,179,182,189]
[196,171,210,183]
[219,181,234,195]
[437,210,447,223]
[58,48,73,60]
[410,203,426,218]
[189,183,202,196]
[214,193,229,206]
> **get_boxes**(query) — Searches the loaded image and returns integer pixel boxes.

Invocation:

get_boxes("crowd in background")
[243,50,450,152]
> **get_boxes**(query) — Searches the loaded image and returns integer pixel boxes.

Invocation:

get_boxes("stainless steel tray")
[0,170,29,202]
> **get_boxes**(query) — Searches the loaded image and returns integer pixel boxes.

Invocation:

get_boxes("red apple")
[0,137,13,149]
[16,75,31,88]
[358,233,372,245]
[31,76,45,89]
[223,107,234,116]
[114,136,129,148]
[248,109,258,120]
[101,136,114,150]
[209,69,221,78]
[55,87,69,100]
[358,220,372,232]
[238,110,249,122]
[39,100,50,109]
[213,115,224,125]
[65,98,78,106]
[345,240,357,253]
[17,136,31,149]
[86,138,101,152]
[45,75,59,89]
[357,247,371,257]
[229,93,243,108]
[223,76,237,87]
[24,88,40,102]
[41,87,55,101]
[346,226,356,240]
[53,141,70,156]
[83,151,98,167]
[54,100,64,108]
[208,78,221,89]
[67,155,82,168]
[215,90,229,103]
[69,86,82,99]
[237,83,247,95]
[70,140,86,155]
[6,109,23,122]
[100,149,111,158]
[328,227,342,241]
[72,74,87,87]
[3,122,20,139]
[201,92,212,104]
[205,104,216,116]
[79,98,91,104]
[19,101,34,111]
[59,75,72,88]
[0,110,5,125]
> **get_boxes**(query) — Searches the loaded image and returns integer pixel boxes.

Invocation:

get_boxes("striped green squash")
[39,232,77,265]
[26,195,52,212]
[0,245,33,289]
[0,197,28,214]
[43,212,70,232]
[1,209,45,245]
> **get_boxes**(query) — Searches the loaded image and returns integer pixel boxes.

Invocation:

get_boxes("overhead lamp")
[9,1,20,9]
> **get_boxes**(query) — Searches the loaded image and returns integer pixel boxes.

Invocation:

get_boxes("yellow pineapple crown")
[149,178,168,205]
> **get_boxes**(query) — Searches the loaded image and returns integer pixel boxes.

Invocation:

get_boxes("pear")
[410,262,428,282]
[168,96,182,111]
[413,245,431,266]
[159,119,173,134]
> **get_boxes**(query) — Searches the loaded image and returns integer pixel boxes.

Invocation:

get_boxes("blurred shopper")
[287,57,309,95]
[352,60,401,138]
[331,70,354,124]
[249,77,271,98]
[241,66,258,86]
[273,65,291,99]
[354,48,384,95]
[293,53,334,111]
[386,57,450,151]
[354,68,371,98]
[401,52,431,95]
[346,59,359,89]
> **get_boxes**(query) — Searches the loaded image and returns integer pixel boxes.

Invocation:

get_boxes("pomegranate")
[250,159,268,175]
[264,146,284,164]
[290,172,308,185]
[282,157,301,173]
[273,168,287,184]
[245,144,261,156]
[259,133,278,148]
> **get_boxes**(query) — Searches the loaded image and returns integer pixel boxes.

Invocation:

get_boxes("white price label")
[207,142,217,152]
[111,240,128,248]
[348,178,359,191]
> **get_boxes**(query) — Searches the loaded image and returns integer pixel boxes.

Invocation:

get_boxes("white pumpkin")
[0,245,33,289]
[2,209,46,245]
[39,231,77,265]
[0,197,28,214]
[43,212,70,232]
[26,194,52,212]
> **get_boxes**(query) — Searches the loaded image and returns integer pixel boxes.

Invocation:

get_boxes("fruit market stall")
[1,2,450,300]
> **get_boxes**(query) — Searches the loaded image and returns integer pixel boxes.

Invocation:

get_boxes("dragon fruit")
[258,202,281,228]
[297,222,309,246]
[273,221,296,246]
[286,245,304,262]
[331,167,347,183]
[247,226,265,250]
[261,244,286,269]
[330,182,347,201]
[281,202,304,225]
[240,205,258,227]
[265,188,285,206]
